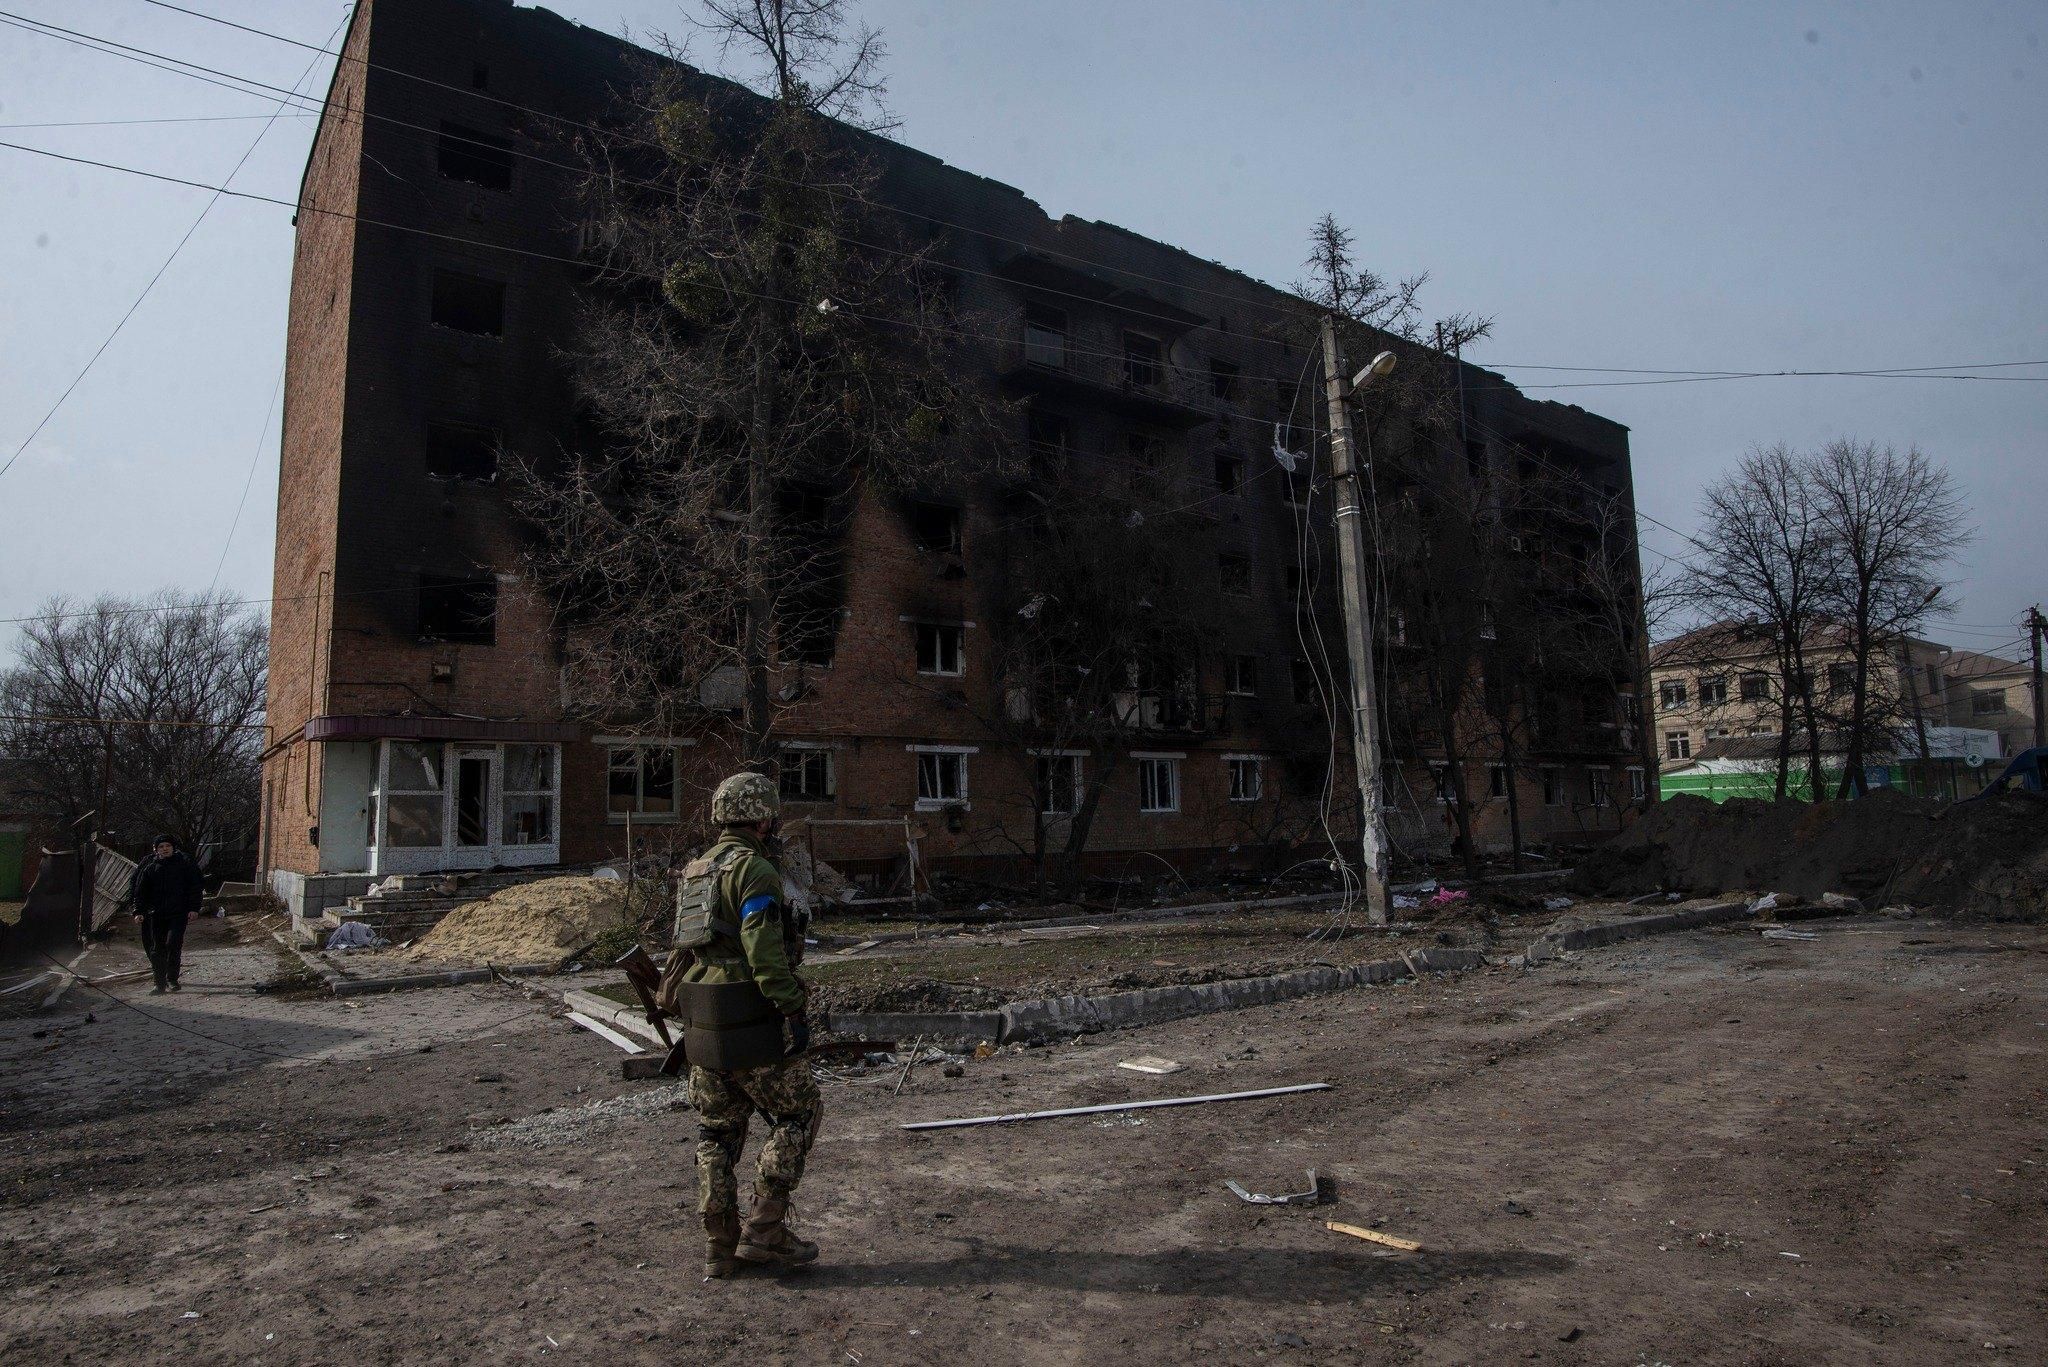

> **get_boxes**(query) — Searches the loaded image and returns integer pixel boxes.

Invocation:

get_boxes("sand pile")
[1576,790,2048,918]
[406,876,633,965]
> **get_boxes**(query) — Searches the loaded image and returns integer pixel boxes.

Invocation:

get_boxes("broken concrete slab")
[1522,901,1750,965]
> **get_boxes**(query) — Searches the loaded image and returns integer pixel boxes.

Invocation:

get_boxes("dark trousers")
[141,912,187,988]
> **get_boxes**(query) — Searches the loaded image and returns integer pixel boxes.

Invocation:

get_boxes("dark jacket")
[131,850,204,919]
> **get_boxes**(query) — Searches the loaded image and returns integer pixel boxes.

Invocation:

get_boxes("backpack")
[671,843,748,951]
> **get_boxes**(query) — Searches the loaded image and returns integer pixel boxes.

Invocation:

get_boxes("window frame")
[1225,755,1263,804]
[1663,730,1691,760]
[909,744,975,811]
[914,621,965,677]
[428,268,506,337]
[1122,329,1164,388]
[779,746,836,803]
[1658,679,1688,711]
[604,743,682,823]
[499,743,556,847]
[1697,675,1728,707]
[1023,302,1068,369]
[435,120,514,191]
[1136,754,1182,814]
[1226,653,1260,698]
[1032,750,1084,817]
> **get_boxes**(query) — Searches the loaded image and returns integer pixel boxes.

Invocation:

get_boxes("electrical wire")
[207,353,287,595]
[0,111,318,130]
[0,9,344,483]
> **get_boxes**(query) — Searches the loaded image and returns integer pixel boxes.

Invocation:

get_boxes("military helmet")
[710,770,780,825]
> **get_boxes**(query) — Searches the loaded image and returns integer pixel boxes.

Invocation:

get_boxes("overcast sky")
[2,0,2043,664]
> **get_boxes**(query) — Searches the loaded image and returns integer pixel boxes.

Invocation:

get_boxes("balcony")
[1000,337,1212,428]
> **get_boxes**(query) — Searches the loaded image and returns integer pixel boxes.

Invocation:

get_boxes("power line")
[0,10,342,483]
[208,354,287,595]
[0,111,317,130]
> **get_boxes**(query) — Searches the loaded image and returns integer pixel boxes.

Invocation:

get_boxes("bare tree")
[515,1,1008,764]
[0,593,265,862]
[1810,438,1968,797]
[1687,445,1831,798]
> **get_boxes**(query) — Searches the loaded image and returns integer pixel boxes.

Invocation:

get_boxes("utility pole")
[1319,315,1391,925]
[2030,605,2045,752]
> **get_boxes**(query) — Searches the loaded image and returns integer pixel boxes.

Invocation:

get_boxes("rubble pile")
[1576,790,2048,918]
[405,876,633,964]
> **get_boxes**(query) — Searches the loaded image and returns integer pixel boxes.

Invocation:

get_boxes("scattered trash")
[901,1082,1332,1132]
[1541,896,1574,912]
[1092,1114,1146,1128]
[1428,888,1469,908]
[1779,1251,1802,1260]
[1761,928,1819,941]
[1747,893,1780,914]
[1820,892,1864,913]
[1225,1170,1326,1207]
[1503,1199,1533,1218]
[1392,895,1420,910]
[324,922,384,951]
[180,1312,200,1320]
[1325,1220,1422,1252]
[1117,1056,1185,1075]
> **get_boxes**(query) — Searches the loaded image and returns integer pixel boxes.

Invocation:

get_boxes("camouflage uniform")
[682,772,821,1271]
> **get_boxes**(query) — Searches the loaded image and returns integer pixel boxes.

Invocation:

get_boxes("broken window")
[1122,331,1162,388]
[1284,564,1304,597]
[501,744,555,845]
[430,269,504,336]
[1488,764,1508,799]
[1217,554,1251,595]
[425,420,498,481]
[1035,754,1081,817]
[1023,303,1068,369]
[1209,358,1240,401]
[779,748,835,802]
[915,622,963,676]
[908,501,962,553]
[1587,769,1611,808]
[1465,439,1488,484]
[1659,679,1687,711]
[607,746,676,818]
[1972,689,2007,716]
[1697,675,1728,706]
[1214,454,1243,494]
[1429,762,1454,805]
[1227,756,1262,803]
[1291,658,1320,708]
[1027,409,1069,460]
[1225,654,1260,697]
[380,741,445,849]
[1541,768,1564,806]
[1137,757,1180,813]
[437,121,513,191]
[417,574,496,644]
[1628,767,1647,801]
[1827,663,1856,696]
[1664,731,1690,760]
[915,750,967,806]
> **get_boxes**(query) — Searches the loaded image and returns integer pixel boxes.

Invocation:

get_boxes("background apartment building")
[260,0,1643,899]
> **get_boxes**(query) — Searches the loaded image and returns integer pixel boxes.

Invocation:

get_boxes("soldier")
[672,770,821,1278]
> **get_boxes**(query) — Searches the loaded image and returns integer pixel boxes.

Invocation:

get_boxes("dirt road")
[3,917,2043,1364]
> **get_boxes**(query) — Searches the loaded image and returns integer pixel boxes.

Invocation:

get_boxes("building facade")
[260,0,1644,890]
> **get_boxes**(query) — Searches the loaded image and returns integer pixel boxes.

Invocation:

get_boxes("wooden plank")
[1326,1221,1423,1252]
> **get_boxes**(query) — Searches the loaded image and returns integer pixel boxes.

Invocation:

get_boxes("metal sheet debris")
[1225,1169,1323,1206]
[900,1082,1332,1131]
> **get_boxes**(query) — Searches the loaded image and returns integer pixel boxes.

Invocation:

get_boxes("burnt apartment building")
[261,0,1644,906]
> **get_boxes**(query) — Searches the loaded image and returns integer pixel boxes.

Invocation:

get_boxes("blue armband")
[740,893,778,924]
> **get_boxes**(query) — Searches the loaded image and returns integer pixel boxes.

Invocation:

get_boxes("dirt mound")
[405,877,633,965]
[1576,790,2048,918]
[812,976,1011,1015]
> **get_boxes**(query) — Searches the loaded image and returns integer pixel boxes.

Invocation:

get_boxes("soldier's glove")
[783,1012,811,1058]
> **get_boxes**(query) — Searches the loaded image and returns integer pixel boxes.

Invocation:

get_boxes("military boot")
[735,1192,818,1268]
[703,1210,741,1279]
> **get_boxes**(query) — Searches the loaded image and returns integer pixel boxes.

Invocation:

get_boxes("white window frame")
[368,739,561,873]
[500,743,557,847]
[1697,675,1728,707]
[1664,730,1690,760]
[1226,654,1260,697]
[1224,754,1263,803]
[1627,766,1647,801]
[1030,748,1086,817]
[908,743,976,811]
[779,742,836,803]
[1134,752,1183,814]
[1659,680,1687,711]
[905,617,969,677]
[1587,768,1611,808]
[1428,761,1453,805]
[599,738,694,824]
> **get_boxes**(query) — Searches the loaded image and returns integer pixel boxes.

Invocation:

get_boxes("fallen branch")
[1326,1221,1423,1252]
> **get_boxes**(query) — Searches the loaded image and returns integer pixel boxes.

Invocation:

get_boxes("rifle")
[614,945,691,1076]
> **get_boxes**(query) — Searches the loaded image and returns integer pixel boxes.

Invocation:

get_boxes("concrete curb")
[823,947,1487,1047]
[1520,900,1751,965]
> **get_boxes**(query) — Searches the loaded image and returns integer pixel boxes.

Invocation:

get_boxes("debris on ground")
[324,922,385,952]
[1117,1056,1185,1075]
[471,1084,687,1151]
[1225,1170,1326,1206]
[901,1082,1332,1131]
[1325,1220,1422,1252]
[403,877,634,965]
[1575,790,2048,919]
